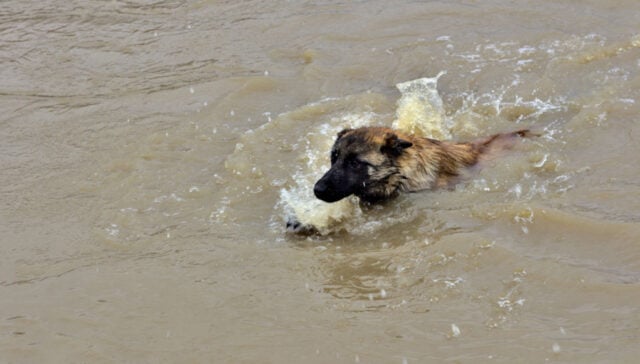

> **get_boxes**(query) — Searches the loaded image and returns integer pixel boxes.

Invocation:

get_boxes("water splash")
[281,74,450,235]
[393,72,450,139]
[216,72,568,236]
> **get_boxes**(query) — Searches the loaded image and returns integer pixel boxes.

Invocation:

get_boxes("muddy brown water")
[2,1,640,362]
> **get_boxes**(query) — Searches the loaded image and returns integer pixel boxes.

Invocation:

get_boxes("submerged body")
[314,126,530,203]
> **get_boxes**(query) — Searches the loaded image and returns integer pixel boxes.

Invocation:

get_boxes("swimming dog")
[314,126,531,203]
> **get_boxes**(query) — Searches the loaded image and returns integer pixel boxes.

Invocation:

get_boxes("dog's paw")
[285,216,318,235]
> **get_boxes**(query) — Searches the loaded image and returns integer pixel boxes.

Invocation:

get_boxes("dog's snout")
[313,178,329,200]
[314,172,345,203]
[314,165,359,203]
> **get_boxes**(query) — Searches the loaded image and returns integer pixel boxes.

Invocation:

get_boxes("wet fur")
[314,126,531,203]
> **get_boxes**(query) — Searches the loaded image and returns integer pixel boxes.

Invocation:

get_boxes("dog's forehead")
[334,131,383,153]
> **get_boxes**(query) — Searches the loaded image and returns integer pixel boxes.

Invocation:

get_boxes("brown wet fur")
[313,126,532,203]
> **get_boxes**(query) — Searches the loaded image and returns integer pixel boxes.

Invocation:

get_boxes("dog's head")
[313,127,413,203]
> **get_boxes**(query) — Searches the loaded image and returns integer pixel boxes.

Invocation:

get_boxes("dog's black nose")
[313,180,327,200]
[314,178,344,203]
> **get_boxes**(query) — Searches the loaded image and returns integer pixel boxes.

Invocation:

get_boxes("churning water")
[2,1,640,363]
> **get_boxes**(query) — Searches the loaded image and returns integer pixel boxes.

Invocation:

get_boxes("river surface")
[2,1,640,363]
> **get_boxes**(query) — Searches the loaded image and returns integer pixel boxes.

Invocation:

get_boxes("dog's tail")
[474,129,537,155]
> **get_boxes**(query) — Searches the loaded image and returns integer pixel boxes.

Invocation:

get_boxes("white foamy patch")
[516,59,533,67]
[451,323,461,337]
[433,277,464,289]
[281,188,359,234]
[393,72,450,139]
[105,224,119,237]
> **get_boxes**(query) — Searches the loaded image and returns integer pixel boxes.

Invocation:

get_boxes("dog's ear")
[382,132,413,155]
[336,128,352,140]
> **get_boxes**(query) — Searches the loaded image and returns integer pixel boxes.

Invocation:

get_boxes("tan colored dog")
[314,126,531,203]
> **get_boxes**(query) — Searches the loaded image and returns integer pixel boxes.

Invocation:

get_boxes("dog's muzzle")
[314,172,348,203]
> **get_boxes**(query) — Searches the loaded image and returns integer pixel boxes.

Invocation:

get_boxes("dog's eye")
[348,158,368,168]
[330,150,339,164]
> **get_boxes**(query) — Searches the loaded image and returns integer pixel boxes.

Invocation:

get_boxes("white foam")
[518,45,537,55]
[105,224,119,237]
[451,323,461,337]
[393,72,450,139]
